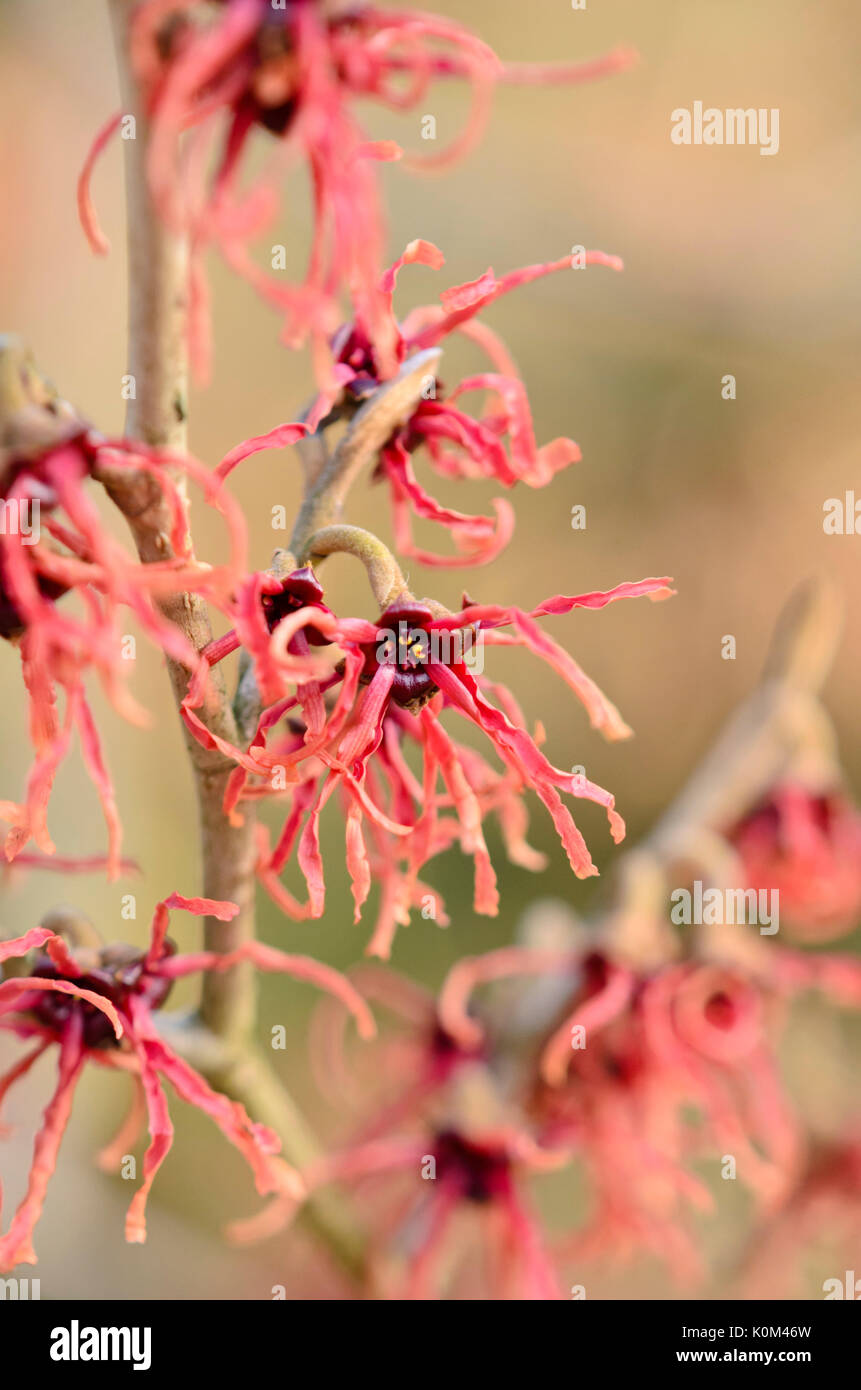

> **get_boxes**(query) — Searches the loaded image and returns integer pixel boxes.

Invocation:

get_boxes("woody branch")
[100,0,376,1283]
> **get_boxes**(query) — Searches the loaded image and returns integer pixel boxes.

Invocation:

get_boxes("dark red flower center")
[581,950,611,996]
[261,566,329,641]
[29,950,173,1049]
[703,990,736,1030]
[331,325,382,401]
[244,18,301,136]
[601,1046,644,1086]
[433,1129,512,1204]
[0,571,69,642]
[361,598,438,707]
[428,1022,483,1077]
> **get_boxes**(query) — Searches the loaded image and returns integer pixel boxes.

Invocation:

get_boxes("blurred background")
[0,0,859,1298]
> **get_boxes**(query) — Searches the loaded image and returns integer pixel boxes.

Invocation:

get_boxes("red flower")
[80,0,634,381]
[730,783,861,942]
[198,562,333,706]
[217,241,624,565]
[0,428,244,877]
[228,1065,568,1300]
[0,892,374,1268]
[187,575,672,954]
[236,936,861,1294]
[438,939,861,1282]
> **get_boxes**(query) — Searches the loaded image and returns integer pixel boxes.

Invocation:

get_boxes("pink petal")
[0,1018,86,1269]
[541,963,636,1087]
[77,111,122,255]
[216,422,308,482]
[0,977,123,1040]
[509,609,633,741]
[501,46,639,86]
[419,709,498,915]
[531,578,676,617]
[128,998,281,1203]
[123,1026,174,1246]
[159,942,376,1042]
[0,928,54,964]
[438,946,578,1050]
[97,1078,147,1175]
[345,802,372,923]
[45,937,83,979]
[410,252,622,351]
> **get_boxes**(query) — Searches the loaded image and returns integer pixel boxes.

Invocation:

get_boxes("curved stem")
[303,524,408,610]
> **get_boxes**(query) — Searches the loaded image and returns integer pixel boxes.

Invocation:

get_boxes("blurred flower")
[535,954,796,1282]
[439,937,861,1284]
[230,1061,568,1299]
[730,783,861,942]
[240,931,861,1295]
[0,891,374,1269]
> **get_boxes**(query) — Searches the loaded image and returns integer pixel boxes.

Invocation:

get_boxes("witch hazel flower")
[222,241,624,565]
[80,0,634,380]
[0,387,245,878]
[0,891,374,1269]
[338,240,629,565]
[438,939,861,1283]
[0,433,142,875]
[191,558,333,712]
[307,1122,566,1300]
[729,781,861,943]
[187,569,672,954]
[436,945,713,1282]
[228,1062,569,1300]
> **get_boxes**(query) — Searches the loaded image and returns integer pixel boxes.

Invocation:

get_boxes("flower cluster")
[1,0,853,1306]
[236,930,860,1297]
[0,892,372,1269]
[80,0,633,380]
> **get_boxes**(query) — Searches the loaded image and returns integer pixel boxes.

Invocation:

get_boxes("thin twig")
[289,348,441,554]
[106,0,257,1047]
[605,577,844,966]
